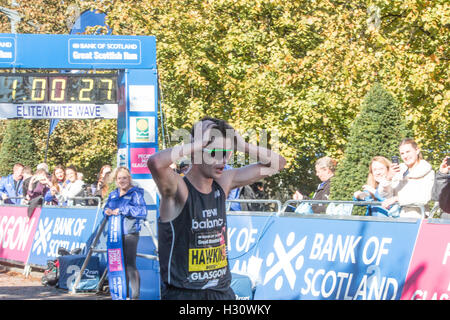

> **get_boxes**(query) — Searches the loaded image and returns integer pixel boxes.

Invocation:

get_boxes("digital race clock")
[0,72,119,119]
[0,73,117,104]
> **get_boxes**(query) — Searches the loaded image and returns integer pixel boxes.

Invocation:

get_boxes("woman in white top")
[379,138,435,218]
[57,165,85,206]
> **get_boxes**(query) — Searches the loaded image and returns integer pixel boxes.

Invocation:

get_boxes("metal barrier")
[0,196,24,205]
[67,196,102,207]
[1,195,102,207]
[0,196,431,219]
[67,197,103,233]
[226,199,283,216]
[281,199,380,217]
[281,199,426,218]
[71,217,158,295]
[225,198,427,219]
[26,197,101,277]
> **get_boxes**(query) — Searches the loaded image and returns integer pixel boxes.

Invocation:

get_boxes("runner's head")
[190,117,234,179]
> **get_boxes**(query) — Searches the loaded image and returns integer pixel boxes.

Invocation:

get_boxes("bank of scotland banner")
[0,207,41,263]
[227,215,420,300]
[28,207,102,266]
[401,220,450,300]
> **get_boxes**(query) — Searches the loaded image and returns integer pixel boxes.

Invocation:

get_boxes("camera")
[391,156,399,165]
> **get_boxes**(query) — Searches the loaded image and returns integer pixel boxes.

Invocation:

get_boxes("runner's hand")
[293,190,304,200]
[192,120,215,149]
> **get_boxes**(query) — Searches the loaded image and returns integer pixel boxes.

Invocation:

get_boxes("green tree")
[329,83,410,206]
[0,0,78,34]
[81,0,448,199]
[0,0,447,198]
[42,119,117,184]
[0,119,38,175]
[0,1,117,184]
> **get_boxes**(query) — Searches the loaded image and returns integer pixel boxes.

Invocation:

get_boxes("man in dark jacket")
[293,156,336,213]
[432,156,449,215]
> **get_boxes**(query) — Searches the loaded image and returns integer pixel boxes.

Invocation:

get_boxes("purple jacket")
[27,182,49,201]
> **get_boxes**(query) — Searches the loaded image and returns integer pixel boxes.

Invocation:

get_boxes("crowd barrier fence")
[71,217,158,295]
[226,199,448,300]
[0,196,24,205]
[0,198,448,300]
[281,199,427,218]
[226,199,283,216]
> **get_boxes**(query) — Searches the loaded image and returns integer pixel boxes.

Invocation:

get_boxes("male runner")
[147,117,286,300]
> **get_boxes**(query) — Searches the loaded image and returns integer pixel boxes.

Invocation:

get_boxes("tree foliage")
[40,119,117,183]
[80,0,448,199]
[0,1,117,183]
[0,120,38,175]
[0,0,77,34]
[0,0,448,195]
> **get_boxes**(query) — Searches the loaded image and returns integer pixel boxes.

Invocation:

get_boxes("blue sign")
[227,215,421,300]
[0,33,156,69]
[84,223,160,300]
[28,207,102,266]
[68,38,141,65]
[136,236,160,300]
[70,10,112,35]
[7,103,117,119]
[0,36,15,63]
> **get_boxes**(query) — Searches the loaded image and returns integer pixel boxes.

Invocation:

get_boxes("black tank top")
[158,177,231,291]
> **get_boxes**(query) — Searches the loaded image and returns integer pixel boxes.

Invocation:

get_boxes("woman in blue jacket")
[104,166,147,300]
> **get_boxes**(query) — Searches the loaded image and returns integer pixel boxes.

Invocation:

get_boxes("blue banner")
[107,214,128,300]
[68,38,141,65]
[0,36,15,63]
[28,207,102,266]
[84,222,160,300]
[227,215,421,300]
[0,33,156,69]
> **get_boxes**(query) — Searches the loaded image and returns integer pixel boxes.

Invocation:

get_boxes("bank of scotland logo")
[32,217,53,255]
[263,232,307,290]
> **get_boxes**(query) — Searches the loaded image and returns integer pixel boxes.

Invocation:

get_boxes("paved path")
[0,266,110,300]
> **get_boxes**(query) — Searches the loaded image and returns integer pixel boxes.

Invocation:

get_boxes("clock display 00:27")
[0,73,118,104]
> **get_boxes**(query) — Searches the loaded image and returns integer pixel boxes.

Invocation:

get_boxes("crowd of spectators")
[170,137,448,218]
[0,136,448,219]
[291,138,448,218]
[0,162,114,208]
